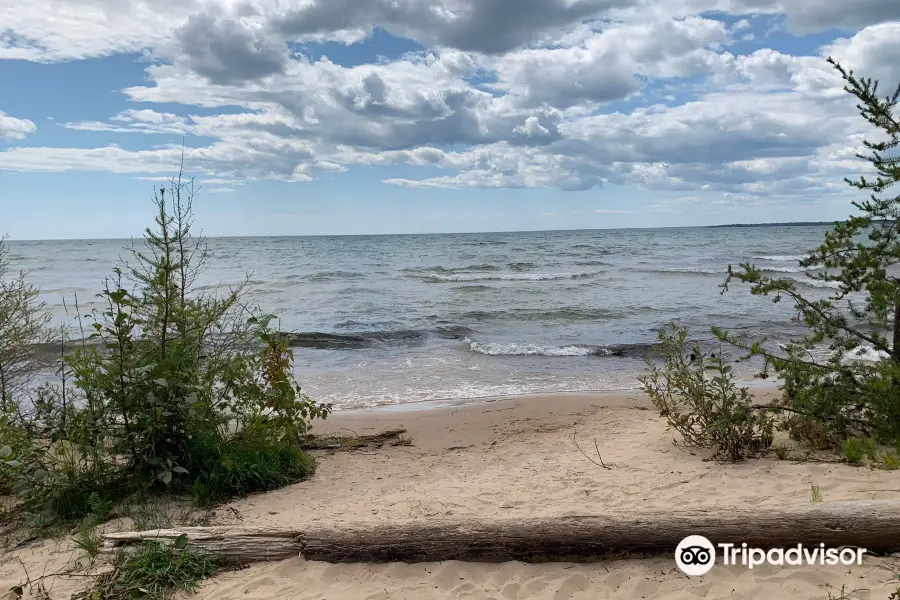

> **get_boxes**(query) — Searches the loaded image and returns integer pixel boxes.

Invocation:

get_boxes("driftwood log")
[103,500,900,565]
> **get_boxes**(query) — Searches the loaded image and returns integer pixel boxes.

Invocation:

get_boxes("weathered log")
[103,527,304,564]
[102,500,900,565]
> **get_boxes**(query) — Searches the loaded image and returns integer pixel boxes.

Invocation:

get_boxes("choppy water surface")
[8,227,839,409]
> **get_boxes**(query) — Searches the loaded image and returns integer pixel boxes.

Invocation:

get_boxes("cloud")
[3,0,898,65]
[0,112,36,140]
[823,21,900,85]
[775,0,900,35]
[484,17,729,109]
[594,209,632,214]
[172,8,288,84]
[65,109,191,134]
[1,0,899,213]
[0,0,202,61]
[271,0,631,54]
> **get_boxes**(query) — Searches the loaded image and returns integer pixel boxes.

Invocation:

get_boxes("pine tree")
[717,58,900,445]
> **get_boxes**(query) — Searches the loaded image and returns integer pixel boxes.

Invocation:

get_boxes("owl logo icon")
[675,535,716,576]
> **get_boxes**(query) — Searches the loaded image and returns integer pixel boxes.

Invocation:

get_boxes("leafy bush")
[638,324,775,461]
[0,236,53,494]
[0,409,35,494]
[0,236,52,411]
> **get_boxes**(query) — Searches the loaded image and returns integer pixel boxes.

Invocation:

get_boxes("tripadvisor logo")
[675,535,866,576]
[676,536,716,576]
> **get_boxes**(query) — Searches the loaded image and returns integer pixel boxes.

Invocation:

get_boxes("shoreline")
[329,375,781,415]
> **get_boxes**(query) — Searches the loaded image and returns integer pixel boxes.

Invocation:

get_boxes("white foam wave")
[425,271,600,282]
[645,266,805,275]
[788,277,841,289]
[843,346,891,363]
[775,342,890,365]
[464,338,608,357]
[635,267,725,275]
[754,254,809,262]
[763,266,807,273]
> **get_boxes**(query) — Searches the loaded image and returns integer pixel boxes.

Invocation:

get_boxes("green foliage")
[810,483,823,503]
[716,59,900,450]
[228,314,332,446]
[0,410,36,494]
[188,436,315,506]
[638,324,775,461]
[841,437,869,464]
[77,539,219,600]
[72,520,103,559]
[1,172,330,526]
[0,236,53,494]
[0,236,52,412]
[881,450,900,470]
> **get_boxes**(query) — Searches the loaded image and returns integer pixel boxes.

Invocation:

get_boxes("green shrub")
[0,410,35,494]
[1,174,331,526]
[78,538,219,600]
[638,324,775,461]
[842,437,866,464]
[188,436,315,506]
[29,471,131,525]
[881,451,900,470]
[0,236,52,414]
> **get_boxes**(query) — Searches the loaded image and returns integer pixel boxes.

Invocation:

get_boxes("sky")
[1,0,899,239]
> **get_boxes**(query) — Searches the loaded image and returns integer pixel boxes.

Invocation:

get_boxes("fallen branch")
[572,431,611,469]
[301,427,408,451]
[103,500,900,565]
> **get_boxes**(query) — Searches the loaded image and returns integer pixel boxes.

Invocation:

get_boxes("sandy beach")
[3,389,899,599]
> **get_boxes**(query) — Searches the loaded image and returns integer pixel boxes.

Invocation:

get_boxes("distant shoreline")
[709,220,895,228]
[706,222,835,228]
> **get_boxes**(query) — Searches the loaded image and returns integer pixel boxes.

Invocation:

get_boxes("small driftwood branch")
[572,431,611,469]
[103,500,900,565]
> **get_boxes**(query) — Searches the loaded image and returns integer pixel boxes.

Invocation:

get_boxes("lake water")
[7,226,839,409]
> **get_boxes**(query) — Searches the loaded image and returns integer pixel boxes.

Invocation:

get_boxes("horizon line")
[5,221,836,243]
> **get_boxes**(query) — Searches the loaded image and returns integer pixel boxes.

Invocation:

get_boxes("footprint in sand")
[551,573,591,599]
[501,582,522,599]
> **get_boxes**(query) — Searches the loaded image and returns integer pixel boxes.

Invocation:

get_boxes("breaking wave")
[753,255,809,262]
[422,271,601,283]
[464,339,612,357]
[788,277,842,289]
[402,264,501,275]
[462,338,662,358]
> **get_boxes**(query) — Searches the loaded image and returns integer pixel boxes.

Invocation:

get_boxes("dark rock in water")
[278,327,467,349]
[433,325,474,339]
[604,343,664,358]
[363,330,427,344]
[278,332,372,350]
